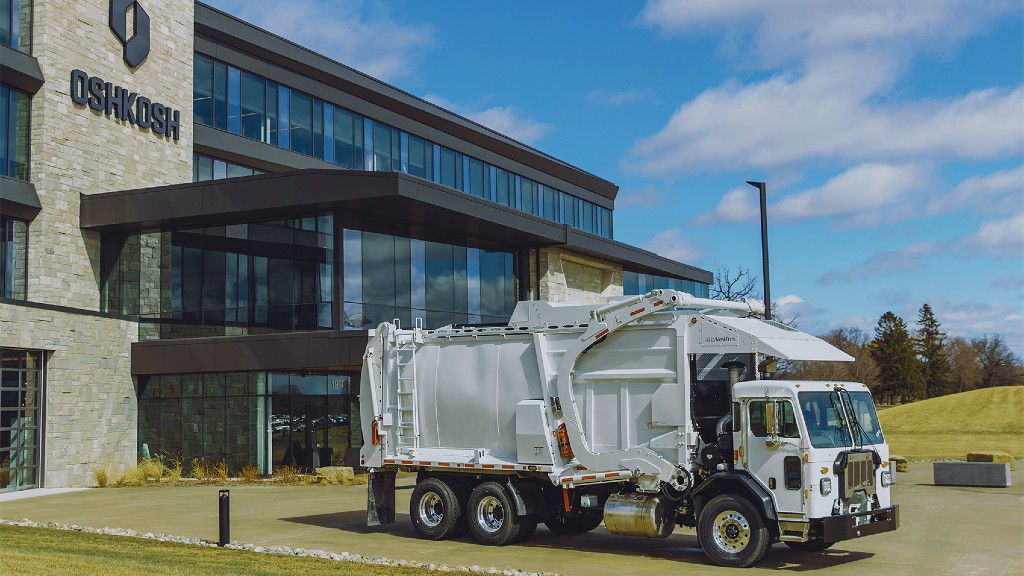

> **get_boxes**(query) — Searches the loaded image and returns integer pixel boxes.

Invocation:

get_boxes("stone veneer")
[538,247,623,305]
[0,0,195,487]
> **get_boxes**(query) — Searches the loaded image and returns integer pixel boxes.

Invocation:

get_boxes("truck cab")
[717,380,896,556]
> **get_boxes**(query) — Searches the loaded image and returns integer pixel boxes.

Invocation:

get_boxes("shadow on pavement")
[280,510,876,571]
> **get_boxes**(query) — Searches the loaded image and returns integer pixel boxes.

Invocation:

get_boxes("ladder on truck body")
[390,323,421,454]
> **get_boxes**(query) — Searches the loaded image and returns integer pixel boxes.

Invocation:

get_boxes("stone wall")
[6,0,195,487]
[538,247,623,304]
[0,304,138,487]
[28,0,194,309]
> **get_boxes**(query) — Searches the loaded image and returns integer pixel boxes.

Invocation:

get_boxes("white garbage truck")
[356,290,898,567]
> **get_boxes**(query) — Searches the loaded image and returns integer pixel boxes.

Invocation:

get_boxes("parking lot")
[1,462,1021,575]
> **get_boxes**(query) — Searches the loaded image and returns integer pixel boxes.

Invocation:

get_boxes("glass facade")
[1,348,42,492]
[193,53,613,238]
[1,215,27,299]
[103,215,335,338]
[138,371,360,474]
[102,213,518,338]
[193,153,263,181]
[623,270,709,298]
[1,0,30,53]
[0,84,30,180]
[343,227,516,330]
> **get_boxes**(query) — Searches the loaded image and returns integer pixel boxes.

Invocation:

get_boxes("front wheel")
[697,495,770,568]
[467,482,529,545]
[785,540,835,552]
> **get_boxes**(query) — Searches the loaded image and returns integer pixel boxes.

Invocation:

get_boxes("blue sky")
[206,0,1024,355]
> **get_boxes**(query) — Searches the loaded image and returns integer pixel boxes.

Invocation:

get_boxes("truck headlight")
[881,471,892,487]
[820,477,832,495]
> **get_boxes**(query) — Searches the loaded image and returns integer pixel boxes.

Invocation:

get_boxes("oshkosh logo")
[109,0,150,68]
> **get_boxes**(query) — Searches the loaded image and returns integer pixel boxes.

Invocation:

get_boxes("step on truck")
[356,290,899,568]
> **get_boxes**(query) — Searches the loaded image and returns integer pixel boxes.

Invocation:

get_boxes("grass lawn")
[0,524,433,576]
[879,386,1024,459]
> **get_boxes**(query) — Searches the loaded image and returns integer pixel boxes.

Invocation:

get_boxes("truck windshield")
[798,391,884,448]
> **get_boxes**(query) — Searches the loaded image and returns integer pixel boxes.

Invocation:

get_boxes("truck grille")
[843,451,876,498]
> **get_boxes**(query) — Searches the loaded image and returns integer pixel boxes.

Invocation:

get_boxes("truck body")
[357,290,898,567]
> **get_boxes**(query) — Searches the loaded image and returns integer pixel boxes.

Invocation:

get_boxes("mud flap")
[367,470,396,526]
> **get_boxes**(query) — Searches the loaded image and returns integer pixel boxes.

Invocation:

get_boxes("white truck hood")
[691,315,853,361]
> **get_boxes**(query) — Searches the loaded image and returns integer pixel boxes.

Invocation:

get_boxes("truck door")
[743,399,804,515]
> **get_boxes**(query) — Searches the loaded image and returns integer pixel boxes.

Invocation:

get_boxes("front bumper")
[820,505,899,542]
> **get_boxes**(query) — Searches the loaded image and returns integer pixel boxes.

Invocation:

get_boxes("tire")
[544,510,603,535]
[785,540,835,552]
[410,478,466,540]
[697,495,770,568]
[467,481,528,545]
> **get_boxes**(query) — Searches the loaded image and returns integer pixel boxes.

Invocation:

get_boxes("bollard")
[218,489,230,547]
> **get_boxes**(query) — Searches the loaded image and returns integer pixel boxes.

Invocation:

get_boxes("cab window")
[748,400,800,438]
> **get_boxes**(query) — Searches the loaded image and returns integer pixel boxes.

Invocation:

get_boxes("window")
[193,54,214,126]
[190,53,620,239]
[799,391,885,448]
[1,215,27,299]
[0,348,43,492]
[748,400,799,438]
[1,0,28,52]
[0,84,29,180]
[239,71,265,140]
[343,227,516,330]
[192,154,262,182]
[289,91,313,156]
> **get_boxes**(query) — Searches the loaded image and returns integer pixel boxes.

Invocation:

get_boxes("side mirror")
[765,401,778,437]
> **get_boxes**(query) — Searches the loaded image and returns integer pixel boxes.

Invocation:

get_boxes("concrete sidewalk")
[2,463,1022,575]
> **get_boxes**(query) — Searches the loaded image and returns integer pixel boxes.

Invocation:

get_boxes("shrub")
[271,465,302,484]
[190,458,211,481]
[213,460,229,482]
[238,464,262,483]
[93,467,110,488]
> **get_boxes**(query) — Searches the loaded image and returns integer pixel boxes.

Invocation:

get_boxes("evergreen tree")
[915,304,954,398]
[870,312,925,403]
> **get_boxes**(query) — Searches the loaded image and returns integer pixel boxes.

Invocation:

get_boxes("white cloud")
[205,0,435,82]
[692,186,760,226]
[587,89,655,107]
[641,229,704,263]
[692,163,929,227]
[927,164,1024,216]
[817,242,938,286]
[637,1,1016,66]
[772,163,930,227]
[960,212,1024,260]
[921,299,1024,356]
[422,94,551,146]
[628,1,1023,175]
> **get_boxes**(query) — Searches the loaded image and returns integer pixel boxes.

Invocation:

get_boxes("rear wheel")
[785,540,835,552]
[697,495,770,568]
[410,478,466,540]
[467,482,529,545]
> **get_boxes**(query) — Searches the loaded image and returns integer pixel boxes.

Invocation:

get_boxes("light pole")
[746,181,771,320]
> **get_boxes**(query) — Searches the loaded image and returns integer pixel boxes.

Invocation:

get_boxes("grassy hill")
[878,386,1024,460]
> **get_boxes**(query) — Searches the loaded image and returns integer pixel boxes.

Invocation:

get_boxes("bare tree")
[947,336,981,392]
[971,335,1023,388]
[710,267,758,302]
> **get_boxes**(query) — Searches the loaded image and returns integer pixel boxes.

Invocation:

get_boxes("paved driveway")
[2,463,1021,575]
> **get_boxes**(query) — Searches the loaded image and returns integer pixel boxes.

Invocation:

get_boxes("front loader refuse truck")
[356,290,898,568]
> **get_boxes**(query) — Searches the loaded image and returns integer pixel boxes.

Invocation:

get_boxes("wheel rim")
[418,492,444,528]
[712,510,751,553]
[475,495,505,533]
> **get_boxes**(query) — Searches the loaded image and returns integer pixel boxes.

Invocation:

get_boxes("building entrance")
[270,374,353,472]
